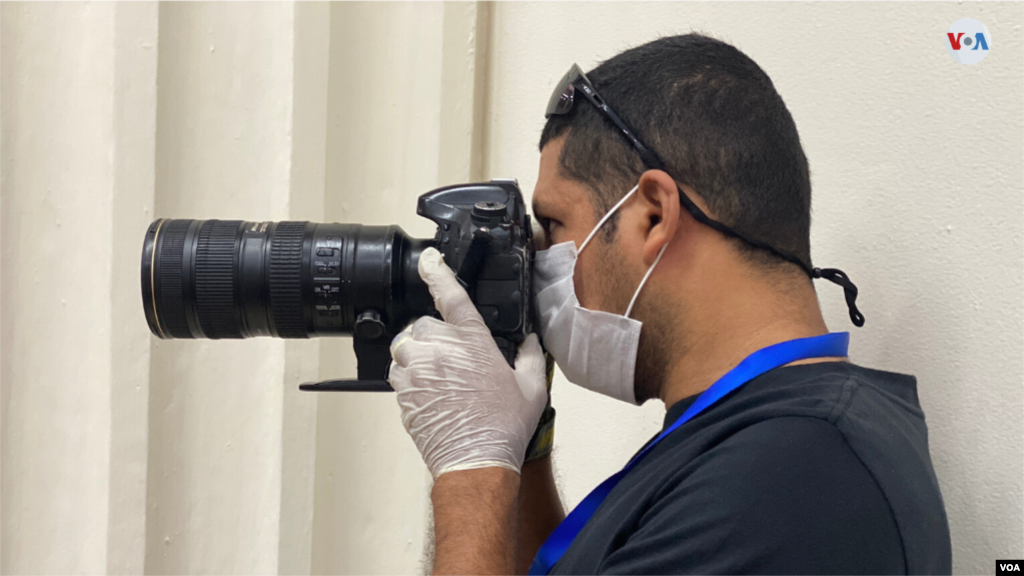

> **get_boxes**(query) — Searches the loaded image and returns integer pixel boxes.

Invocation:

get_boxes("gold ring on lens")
[150,219,168,339]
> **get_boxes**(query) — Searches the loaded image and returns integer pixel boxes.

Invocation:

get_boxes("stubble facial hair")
[592,235,680,405]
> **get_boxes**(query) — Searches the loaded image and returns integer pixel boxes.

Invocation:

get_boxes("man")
[388,34,951,574]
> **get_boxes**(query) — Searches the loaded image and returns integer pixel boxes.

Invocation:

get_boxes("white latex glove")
[389,247,547,478]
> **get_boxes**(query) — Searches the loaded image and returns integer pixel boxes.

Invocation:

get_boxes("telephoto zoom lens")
[141,219,433,339]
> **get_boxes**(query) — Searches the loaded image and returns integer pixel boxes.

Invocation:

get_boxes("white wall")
[145,3,326,574]
[2,2,1021,575]
[2,2,327,574]
[310,4,495,573]
[2,3,157,573]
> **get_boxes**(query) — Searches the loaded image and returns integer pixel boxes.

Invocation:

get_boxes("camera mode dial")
[472,201,508,226]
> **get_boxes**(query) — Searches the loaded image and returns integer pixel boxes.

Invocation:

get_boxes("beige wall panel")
[146,2,321,573]
[1,3,116,572]
[312,2,491,573]
[1,2,158,573]
[107,3,160,574]
[279,2,331,575]
[312,2,441,572]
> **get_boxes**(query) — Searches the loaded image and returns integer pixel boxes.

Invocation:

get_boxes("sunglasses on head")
[545,63,864,327]
[546,64,665,171]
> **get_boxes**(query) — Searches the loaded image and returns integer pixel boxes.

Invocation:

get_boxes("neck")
[658,269,837,409]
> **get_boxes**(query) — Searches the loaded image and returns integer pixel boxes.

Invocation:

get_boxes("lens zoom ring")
[158,220,193,338]
[195,221,243,339]
[269,222,307,338]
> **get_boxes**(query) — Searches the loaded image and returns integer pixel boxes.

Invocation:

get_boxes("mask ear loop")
[575,183,665,319]
[625,243,667,319]
[578,185,639,254]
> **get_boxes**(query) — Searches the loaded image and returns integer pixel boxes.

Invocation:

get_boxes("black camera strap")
[674,183,865,327]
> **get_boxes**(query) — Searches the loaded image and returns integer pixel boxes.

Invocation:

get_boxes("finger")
[514,334,547,407]
[516,334,548,401]
[418,247,487,330]
[411,316,464,344]
[390,331,419,368]
[387,364,410,392]
[514,333,546,377]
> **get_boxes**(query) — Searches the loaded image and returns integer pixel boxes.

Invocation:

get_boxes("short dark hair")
[540,33,812,269]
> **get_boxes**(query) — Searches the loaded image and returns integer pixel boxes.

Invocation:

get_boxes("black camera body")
[141,179,533,392]
[416,179,534,358]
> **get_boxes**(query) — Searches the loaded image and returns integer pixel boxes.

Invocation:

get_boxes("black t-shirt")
[550,362,952,575]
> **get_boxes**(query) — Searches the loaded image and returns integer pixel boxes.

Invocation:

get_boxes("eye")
[543,219,563,244]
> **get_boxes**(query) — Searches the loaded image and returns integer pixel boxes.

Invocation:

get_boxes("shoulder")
[602,417,906,574]
[656,416,889,507]
[696,416,883,490]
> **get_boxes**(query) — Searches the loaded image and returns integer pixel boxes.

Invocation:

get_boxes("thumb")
[418,247,486,330]
[514,333,546,404]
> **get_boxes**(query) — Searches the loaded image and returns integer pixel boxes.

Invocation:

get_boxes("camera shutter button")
[354,310,386,339]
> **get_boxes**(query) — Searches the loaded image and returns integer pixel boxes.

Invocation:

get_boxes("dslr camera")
[141,179,533,391]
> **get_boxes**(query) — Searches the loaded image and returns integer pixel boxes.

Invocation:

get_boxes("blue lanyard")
[528,332,851,575]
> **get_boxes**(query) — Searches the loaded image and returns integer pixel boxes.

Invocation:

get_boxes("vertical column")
[145,2,324,573]
[278,2,331,575]
[311,2,492,573]
[437,1,492,184]
[107,3,160,574]
[0,2,158,573]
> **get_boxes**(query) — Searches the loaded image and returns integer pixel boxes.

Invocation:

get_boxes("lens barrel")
[142,219,431,339]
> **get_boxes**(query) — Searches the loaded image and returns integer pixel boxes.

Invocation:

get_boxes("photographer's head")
[532,34,851,406]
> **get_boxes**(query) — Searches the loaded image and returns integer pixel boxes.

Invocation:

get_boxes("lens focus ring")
[195,221,244,338]
[269,222,308,338]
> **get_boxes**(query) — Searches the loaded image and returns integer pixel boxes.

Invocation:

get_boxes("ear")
[636,170,682,266]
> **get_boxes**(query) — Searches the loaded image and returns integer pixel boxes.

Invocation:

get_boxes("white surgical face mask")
[533,185,667,404]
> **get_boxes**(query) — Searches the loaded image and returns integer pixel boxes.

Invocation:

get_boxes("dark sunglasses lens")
[546,85,575,118]
[545,67,581,118]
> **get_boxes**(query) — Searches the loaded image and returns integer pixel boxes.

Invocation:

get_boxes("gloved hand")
[389,247,548,478]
